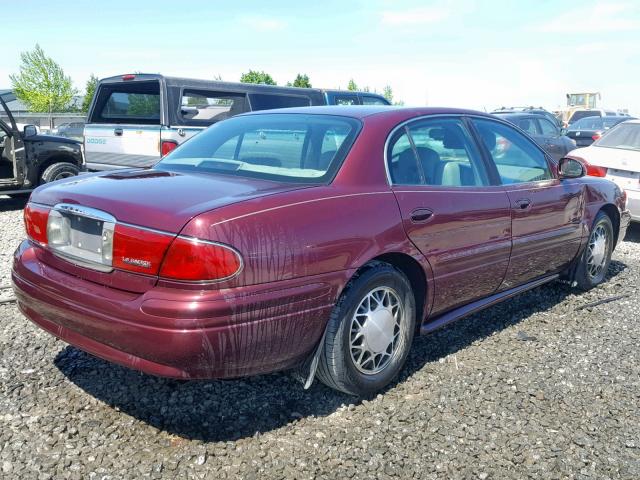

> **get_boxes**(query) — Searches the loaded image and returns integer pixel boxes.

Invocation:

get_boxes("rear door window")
[333,95,359,105]
[537,118,559,136]
[514,117,539,135]
[387,118,489,186]
[362,95,388,105]
[180,90,247,126]
[248,94,311,111]
[91,81,161,125]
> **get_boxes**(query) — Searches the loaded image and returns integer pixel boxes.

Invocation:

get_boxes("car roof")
[492,112,540,119]
[97,73,383,98]
[243,105,492,120]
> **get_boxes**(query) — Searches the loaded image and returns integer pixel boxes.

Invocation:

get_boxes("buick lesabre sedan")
[12,106,631,396]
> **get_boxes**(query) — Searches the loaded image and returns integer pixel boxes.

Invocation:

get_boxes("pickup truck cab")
[84,74,390,171]
[1,91,84,196]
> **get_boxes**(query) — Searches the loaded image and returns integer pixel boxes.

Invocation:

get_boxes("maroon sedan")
[12,107,631,396]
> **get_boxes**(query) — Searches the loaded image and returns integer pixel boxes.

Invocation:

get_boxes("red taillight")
[24,203,50,245]
[122,74,136,81]
[159,237,242,282]
[592,133,602,141]
[161,140,178,156]
[586,165,608,177]
[112,224,174,275]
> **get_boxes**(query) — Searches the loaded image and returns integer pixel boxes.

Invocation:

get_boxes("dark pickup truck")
[0,91,84,196]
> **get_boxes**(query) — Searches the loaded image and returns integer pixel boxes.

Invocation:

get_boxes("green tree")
[288,74,312,88]
[10,44,77,126]
[81,74,99,113]
[347,79,358,91]
[240,70,276,85]
[383,85,393,103]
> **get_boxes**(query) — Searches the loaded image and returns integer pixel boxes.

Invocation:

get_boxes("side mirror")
[180,106,198,119]
[23,125,37,137]
[558,157,585,179]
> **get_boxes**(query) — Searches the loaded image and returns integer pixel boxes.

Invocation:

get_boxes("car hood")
[28,134,82,145]
[569,145,640,171]
[30,169,311,232]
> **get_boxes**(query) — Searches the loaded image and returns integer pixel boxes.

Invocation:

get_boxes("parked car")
[56,122,85,142]
[13,106,630,396]
[566,115,634,147]
[567,108,618,125]
[567,119,640,222]
[0,91,84,196]
[83,74,390,171]
[492,111,576,160]
[492,107,561,128]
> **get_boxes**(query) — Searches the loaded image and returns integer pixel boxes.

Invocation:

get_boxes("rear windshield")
[595,123,640,151]
[156,113,361,183]
[570,116,603,130]
[90,81,161,125]
[570,110,601,124]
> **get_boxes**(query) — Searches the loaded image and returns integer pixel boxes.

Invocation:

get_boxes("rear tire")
[574,211,614,290]
[40,162,80,184]
[317,262,416,396]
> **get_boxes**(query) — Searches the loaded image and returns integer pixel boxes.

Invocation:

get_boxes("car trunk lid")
[28,169,309,291]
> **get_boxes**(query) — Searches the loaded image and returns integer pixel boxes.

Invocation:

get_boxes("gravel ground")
[1,194,639,479]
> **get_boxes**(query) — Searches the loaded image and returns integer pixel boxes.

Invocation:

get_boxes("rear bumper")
[626,190,640,222]
[12,241,346,379]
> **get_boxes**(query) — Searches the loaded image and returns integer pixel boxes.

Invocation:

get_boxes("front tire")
[39,162,80,184]
[317,262,416,396]
[574,211,614,290]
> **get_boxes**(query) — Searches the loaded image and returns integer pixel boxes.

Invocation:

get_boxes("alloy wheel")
[586,224,610,279]
[349,287,405,375]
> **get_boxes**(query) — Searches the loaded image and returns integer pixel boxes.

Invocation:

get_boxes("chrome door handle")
[114,128,123,136]
[515,198,531,209]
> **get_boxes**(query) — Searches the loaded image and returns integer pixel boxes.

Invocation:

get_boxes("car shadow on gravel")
[54,263,627,443]
[0,195,28,212]
[624,222,640,243]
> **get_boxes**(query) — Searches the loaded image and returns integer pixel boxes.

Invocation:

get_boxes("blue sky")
[2,0,640,113]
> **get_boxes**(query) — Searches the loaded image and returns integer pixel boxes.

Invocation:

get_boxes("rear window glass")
[570,111,601,124]
[180,90,246,126]
[248,94,311,111]
[595,123,640,151]
[156,114,361,183]
[570,116,603,129]
[91,81,160,125]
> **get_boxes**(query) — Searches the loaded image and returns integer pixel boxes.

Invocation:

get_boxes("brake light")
[159,237,242,282]
[122,74,135,81]
[592,133,602,141]
[586,165,608,177]
[161,140,178,156]
[112,224,174,275]
[24,203,50,245]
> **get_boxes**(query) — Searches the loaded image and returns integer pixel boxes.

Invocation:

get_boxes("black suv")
[1,91,84,196]
[491,111,576,161]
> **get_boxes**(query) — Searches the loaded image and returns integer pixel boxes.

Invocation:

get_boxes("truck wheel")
[40,162,80,184]
[316,262,416,396]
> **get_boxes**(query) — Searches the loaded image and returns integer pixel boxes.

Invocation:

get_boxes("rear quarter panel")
[176,185,428,289]
[580,177,627,245]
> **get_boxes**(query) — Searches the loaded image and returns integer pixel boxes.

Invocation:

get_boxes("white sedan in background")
[567,119,640,222]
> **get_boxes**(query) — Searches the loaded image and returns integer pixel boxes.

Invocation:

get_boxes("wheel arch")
[355,252,430,331]
[599,203,620,246]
